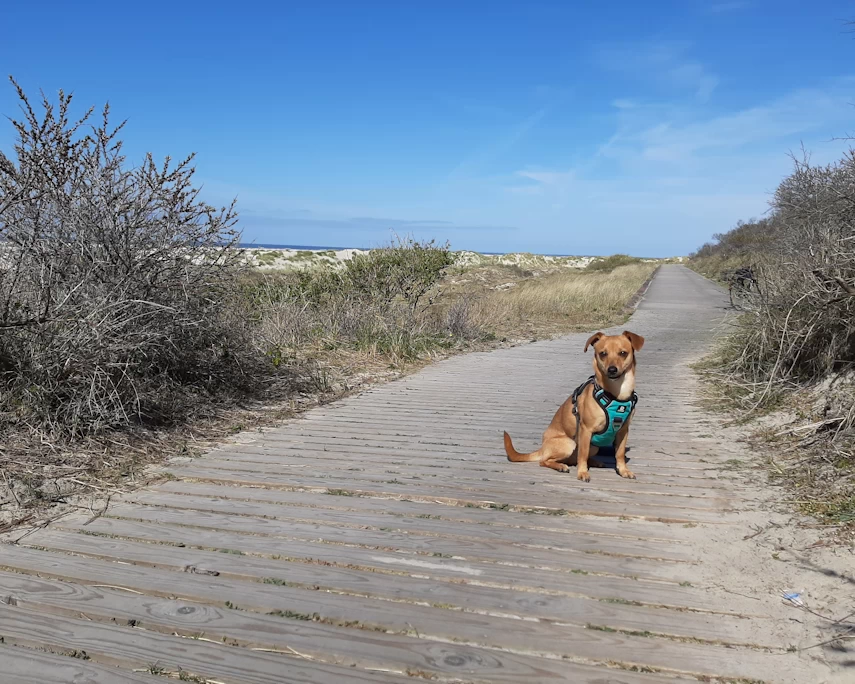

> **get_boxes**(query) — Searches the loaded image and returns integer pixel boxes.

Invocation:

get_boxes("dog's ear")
[623,330,645,351]
[584,332,604,352]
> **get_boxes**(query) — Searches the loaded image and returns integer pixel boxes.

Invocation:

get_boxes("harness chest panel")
[572,376,638,448]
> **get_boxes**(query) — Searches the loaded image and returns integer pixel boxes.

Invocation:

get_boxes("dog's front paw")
[618,468,636,479]
[577,470,591,482]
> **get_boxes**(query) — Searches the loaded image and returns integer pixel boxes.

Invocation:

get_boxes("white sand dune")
[242,246,611,271]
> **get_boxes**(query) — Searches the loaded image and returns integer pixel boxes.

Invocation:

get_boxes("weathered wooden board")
[77,503,698,583]
[1,267,811,683]
[122,490,698,560]
[0,646,157,683]
[0,569,810,683]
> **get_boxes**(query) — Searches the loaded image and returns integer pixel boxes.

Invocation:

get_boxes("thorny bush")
[0,79,260,439]
[691,152,855,396]
[690,150,855,525]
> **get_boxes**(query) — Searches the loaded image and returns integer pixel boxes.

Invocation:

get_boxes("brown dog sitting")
[504,330,644,482]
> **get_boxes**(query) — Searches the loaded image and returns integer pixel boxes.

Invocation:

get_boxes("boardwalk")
[0,266,838,683]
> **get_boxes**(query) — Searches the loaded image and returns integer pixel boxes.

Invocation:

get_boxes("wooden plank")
[93,503,699,582]
[0,542,798,647]
[193,449,734,497]
[306,400,713,418]
[150,480,703,543]
[228,438,717,470]
[0,569,808,683]
[292,422,718,445]
[124,490,697,561]
[0,645,157,683]
[170,453,729,496]
[0,603,410,684]
[197,453,729,490]
[250,431,722,466]
[48,522,710,610]
[0,548,792,670]
[294,406,716,426]
[165,467,735,523]
[207,437,730,475]
[259,418,711,444]
[170,458,730,508]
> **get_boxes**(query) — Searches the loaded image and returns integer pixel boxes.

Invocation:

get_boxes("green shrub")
[585,254,642,273]
[244,238,466,364]
[342,237,455,311]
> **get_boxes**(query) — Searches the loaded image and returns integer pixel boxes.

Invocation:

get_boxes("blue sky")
[2,1,854,256]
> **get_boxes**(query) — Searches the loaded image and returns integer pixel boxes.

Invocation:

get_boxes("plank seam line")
[112,502,696,564]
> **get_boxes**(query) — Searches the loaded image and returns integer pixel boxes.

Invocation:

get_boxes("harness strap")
[571,376,595,441]
[571,375,638,443]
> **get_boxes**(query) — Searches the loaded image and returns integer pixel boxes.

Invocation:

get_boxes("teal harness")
[571,376,638,448]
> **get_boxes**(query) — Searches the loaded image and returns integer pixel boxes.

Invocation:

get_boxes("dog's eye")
[619,350,628,357]
[599,351,607,357]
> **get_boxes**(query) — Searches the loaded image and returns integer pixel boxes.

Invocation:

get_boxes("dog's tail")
[504,431,541,462]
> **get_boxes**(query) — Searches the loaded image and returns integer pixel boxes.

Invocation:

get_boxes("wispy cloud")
[613,80,855,165]
[611,98,640,110]
[448,108,546,180]
[505,184,544,196]
[595,41,719,102]
[491,75,855,256]
[515,169,576,186]
[348,217,453,227]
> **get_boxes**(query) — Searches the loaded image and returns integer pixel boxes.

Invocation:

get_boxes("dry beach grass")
[464,262,656,338]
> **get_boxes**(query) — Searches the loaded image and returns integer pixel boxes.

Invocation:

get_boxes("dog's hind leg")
[539,436,576,473]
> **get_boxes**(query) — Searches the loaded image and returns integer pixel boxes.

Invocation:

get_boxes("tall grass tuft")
[466,263,655,333]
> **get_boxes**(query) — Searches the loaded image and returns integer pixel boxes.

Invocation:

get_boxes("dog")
[503,330,644,482]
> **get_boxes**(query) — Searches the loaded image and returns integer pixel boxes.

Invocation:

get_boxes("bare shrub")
[690,151,855,526]
[444,296,479,339]
[0,79,266,440]
[699,153,855,396]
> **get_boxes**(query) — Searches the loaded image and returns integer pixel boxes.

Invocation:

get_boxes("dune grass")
[463,263,657,338]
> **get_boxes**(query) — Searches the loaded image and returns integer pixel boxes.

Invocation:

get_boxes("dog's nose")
[607,365,618,375]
